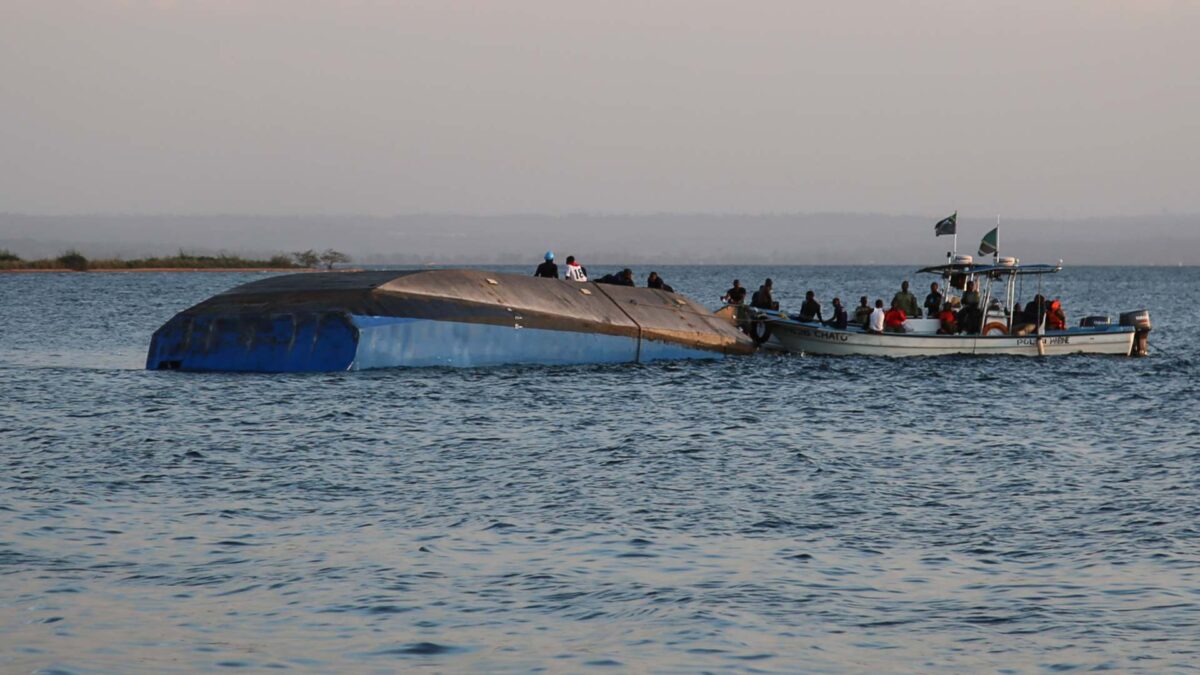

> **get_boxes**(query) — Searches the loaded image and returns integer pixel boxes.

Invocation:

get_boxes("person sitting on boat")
[721,280,747,305]
[892,280,920,318]
[798,290,823,323]
[564,255,587,282]
[937,302,958,334]
[824,297,848,330]
[1047,298,1067,331]
[853,296,873,328]
[884,299,908,333]
[646,271,675,292]
[868,299,886,334]
[751,279,778,311]
[1011,303,1034,335]
[534,251,558,279]
[1019,295,1048,334]
[924,282,943,318]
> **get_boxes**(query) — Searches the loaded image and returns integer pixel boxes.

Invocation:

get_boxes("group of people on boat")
[533,251,675,292]
[723,276,1068,336]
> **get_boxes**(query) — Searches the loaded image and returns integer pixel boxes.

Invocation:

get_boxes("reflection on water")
[1,267,1198,672]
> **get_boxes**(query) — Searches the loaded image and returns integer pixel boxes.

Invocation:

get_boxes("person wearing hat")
[534,251,558,279]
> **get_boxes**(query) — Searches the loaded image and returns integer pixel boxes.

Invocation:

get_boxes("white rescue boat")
[743,257,1151,358]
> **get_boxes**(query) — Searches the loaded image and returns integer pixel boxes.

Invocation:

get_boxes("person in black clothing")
[824,297,848,330]
[924,282,943,318]
[534,251,558,279]
[647,272,674,292]
[597,268,636,286]
[1023,294,1047,330]
[722,279,747,305]
[751,278,778,310]
[798,290,823,322]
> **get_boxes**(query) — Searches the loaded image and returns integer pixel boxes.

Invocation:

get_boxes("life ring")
[983,322,1008,336]
[748,319,773,345]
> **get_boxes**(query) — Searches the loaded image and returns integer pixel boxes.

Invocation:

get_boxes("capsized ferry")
[742,256,1151,358]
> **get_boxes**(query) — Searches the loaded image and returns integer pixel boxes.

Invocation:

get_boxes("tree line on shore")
[0,248,351,271]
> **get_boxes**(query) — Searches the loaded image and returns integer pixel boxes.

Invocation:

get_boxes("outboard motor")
[1120,310,1152,356]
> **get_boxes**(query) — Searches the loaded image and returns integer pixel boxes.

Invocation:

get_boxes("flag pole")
[994,214,1000,263]
[951,210,958,263]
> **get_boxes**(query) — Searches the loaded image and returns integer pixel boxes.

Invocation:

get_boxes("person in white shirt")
[868,299,886,334]
[564,256,587,282]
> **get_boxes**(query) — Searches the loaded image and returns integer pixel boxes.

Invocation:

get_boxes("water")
[2,266,1198,672]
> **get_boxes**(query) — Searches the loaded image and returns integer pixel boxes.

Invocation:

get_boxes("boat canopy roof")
[917,262,1062,276]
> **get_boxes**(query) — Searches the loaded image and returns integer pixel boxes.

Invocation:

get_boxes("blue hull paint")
[146,312,358,373]
[350,315,723,369]
[147,313,726,372]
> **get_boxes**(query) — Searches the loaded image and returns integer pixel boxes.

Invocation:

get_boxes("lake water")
[2,266,1198,672]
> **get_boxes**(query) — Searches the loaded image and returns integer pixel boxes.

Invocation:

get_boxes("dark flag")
[978,227,998,256]
[934,212,957,236]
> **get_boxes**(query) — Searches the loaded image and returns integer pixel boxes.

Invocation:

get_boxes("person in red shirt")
[884,300,908,333]
[937,303,958,334]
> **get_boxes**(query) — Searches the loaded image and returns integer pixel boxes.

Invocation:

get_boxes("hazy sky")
[2,1,1197,218]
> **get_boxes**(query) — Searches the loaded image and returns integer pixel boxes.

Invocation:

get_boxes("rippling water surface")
[2,266,1198,672]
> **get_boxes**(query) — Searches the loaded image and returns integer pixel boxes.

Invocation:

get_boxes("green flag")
[978,227,998,256]
[934,212,957,236]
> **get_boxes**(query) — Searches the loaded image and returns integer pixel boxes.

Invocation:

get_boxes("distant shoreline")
[0,267,313,274]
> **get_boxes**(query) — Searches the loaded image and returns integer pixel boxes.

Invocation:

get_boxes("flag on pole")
[978,227,998,256]
[934,212,957,236]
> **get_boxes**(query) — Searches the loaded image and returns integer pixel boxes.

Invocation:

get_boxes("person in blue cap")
[534,251,558,279]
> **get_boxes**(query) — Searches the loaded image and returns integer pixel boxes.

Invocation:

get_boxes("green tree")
[318,249,350,270]
[57,250,89,271]
[0,249,21,262]
[292,249,320,268]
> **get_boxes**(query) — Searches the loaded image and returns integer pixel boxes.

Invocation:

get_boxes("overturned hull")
[146,270,755,372]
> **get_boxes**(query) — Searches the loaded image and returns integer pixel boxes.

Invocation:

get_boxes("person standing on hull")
[722,280,747,305]
[924,282,944,318]
[892,280,920,318]
[853,296,873,328]
[798,290,823,323]
[564,255,587,282]
[751,279,778,311]
[824,297,848,330]
[534,251,558,279]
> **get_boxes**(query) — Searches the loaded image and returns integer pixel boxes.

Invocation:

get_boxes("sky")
[1,0,1198,220]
